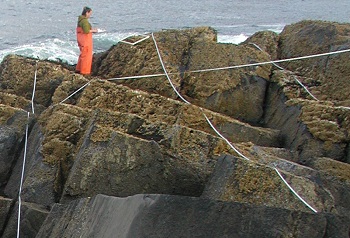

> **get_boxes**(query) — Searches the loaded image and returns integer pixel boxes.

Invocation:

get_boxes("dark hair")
[82,6,92,16]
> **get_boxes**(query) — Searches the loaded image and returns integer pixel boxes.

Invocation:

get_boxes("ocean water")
[1,0,349,64]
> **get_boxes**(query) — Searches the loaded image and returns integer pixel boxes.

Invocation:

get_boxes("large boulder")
[93,27,272,124]
[278,20,350,103]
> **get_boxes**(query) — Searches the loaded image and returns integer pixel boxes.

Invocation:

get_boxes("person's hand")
[91,28,98,33]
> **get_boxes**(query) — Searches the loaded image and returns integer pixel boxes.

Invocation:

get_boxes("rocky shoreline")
[0,20,350,237]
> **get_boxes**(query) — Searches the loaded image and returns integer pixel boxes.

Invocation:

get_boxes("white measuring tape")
[249,43,319,101]
[17,61,39,237]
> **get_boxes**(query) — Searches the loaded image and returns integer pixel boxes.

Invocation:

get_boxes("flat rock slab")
[37,194,349,238]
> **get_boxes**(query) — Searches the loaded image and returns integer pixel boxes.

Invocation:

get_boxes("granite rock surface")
[0,21,350,237]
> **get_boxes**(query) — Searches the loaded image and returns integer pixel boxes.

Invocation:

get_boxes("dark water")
[1,0,349,63]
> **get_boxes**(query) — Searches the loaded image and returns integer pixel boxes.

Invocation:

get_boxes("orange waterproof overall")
[76,27,93,75]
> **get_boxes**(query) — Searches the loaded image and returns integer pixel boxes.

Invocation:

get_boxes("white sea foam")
[0,32,140,64]
[1,0,349,62]
[257,24,284,33]
[0,38,79,64]
[217,33,249,44]
[1,0,347,66]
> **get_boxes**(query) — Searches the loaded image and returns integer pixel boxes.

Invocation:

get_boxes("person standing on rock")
[76,6,98,76]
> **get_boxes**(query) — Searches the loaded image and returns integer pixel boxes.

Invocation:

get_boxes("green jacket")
[77,15,91,34]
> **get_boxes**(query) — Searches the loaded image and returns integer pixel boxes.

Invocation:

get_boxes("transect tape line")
[274,167,318,213]
[119,34,150,46]
[17,112,29,238]
[31,61,39,114]
[58,80,92,105]
[151,33,191,105]
[151,33,318,213]
[17,60,39,238]
[201,110,250,161]
[249,43,319,101]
